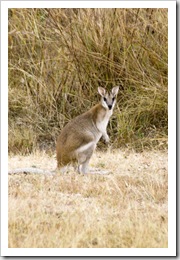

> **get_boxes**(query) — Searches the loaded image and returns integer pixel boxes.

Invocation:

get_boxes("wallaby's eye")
[112,97,115,102]
[103,97,107,102]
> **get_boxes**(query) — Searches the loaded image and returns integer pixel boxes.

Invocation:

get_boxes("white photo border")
[1,0,176,257]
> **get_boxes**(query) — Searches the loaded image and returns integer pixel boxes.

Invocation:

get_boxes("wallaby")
[8,86,119,175]
[56,86,119,174]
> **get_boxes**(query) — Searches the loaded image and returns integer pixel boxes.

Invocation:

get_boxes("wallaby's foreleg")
[102,132,110,143]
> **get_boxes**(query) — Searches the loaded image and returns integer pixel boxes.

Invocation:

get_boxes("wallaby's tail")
[8,168,55,175]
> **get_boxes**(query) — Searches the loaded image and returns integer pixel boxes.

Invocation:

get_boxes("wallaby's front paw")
[104,135,110,144]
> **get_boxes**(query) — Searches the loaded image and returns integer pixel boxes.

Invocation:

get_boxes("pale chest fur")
[96,109,112,134]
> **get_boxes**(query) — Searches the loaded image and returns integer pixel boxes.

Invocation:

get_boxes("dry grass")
[8,149,168,248]
[8,8,168,152]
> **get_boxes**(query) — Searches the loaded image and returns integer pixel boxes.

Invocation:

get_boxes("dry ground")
[8,149,168,248]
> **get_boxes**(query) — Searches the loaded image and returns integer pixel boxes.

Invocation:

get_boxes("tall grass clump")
[8,8,168,153]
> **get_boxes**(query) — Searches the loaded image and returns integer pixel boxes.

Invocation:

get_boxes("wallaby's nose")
[108,105,112,110]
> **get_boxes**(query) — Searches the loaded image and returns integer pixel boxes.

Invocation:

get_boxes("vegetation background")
[8,8,168,153]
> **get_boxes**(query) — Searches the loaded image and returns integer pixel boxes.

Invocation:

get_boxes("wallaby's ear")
[111,86,119,96]
[98,87,106,97]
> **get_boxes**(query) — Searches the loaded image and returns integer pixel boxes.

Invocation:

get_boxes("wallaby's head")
[98,86,119,111]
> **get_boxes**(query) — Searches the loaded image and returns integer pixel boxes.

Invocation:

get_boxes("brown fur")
[56,103,106,167]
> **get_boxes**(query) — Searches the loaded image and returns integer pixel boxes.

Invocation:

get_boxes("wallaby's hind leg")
[78,157,91,174]
[77,143,95,174]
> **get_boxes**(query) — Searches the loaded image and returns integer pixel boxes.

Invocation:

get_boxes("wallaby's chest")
[96,110,112,133]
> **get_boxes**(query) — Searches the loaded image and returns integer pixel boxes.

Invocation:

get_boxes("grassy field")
[8,149,168,248]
